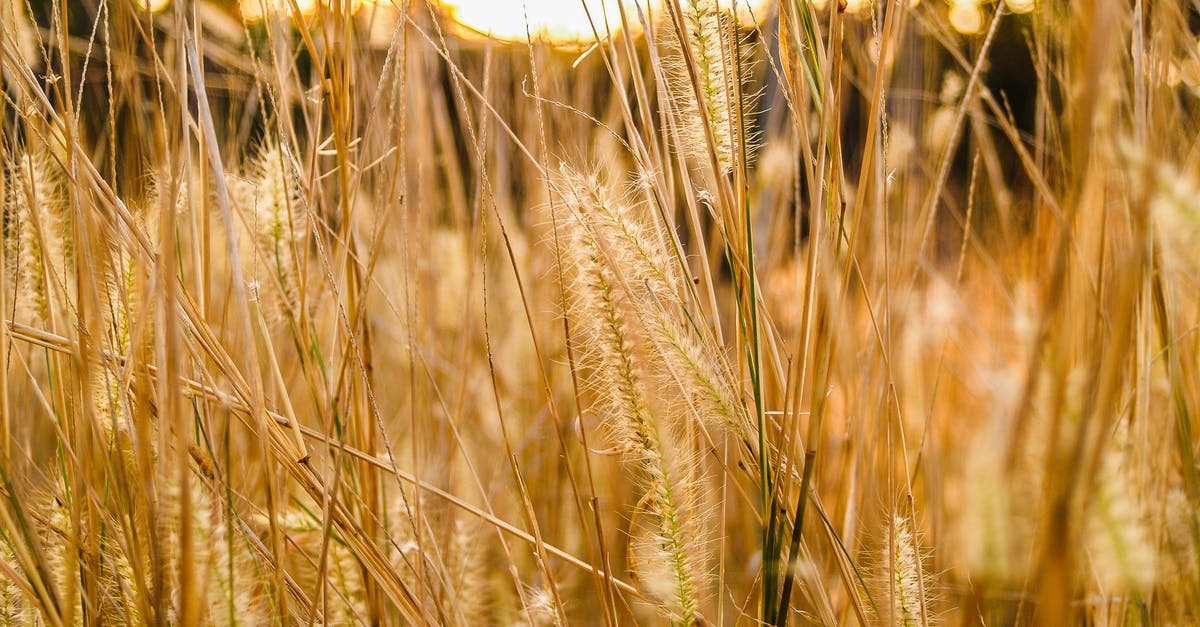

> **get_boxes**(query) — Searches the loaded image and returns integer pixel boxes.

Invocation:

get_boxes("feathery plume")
[276,508,368,624]
[0,0,38,90]
[876,513,931,627]
[229,143,307,324]
[4,148,72,327]
[554,165,704,624]
[446,518,487,625]
[554,166,745,440]
[1085,441,1156,594]
[662,0,754,174]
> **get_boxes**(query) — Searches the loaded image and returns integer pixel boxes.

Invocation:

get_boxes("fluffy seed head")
[275,509,369,624]
[552,165,706,625]
[229,142,307,324]
[553,165,744,441]
[4,148,71,326]
[662,0,754,174]
[0,0,37,89]
[1085,443,1156,594]
[877,514,930,627]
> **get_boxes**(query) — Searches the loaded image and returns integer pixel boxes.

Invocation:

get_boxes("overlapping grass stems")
[0,0,1199,624]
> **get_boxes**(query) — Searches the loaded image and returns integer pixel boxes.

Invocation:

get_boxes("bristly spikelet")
[1119,139,1200,275]
[3,148,71,327]
[554,168,662,454]
[106,171,174,354]
[581,177,682,302]
[1149,165,1200,274]
[91,357,131,460]
[85,178,164,469]
[553,166,704,624]
[229,142,307,324]
[958,365,1051,586]
[523,585,560,627]
[162,472,269,626]
[0,554,23,624]
[873,513,932,627]
[385,493,492,623]
[662,0,754,174]
[567,227,649,453]
[92,211,150,453]
[24,466,268,625]
[924,72,963,154]
[25,479,143,624]
[275,509,368,624]
[0,540,43,624]
[959,422,1027,583]
[554,165,746,441]
[626,451,710,625]
[190,494,266,625]
[446,518,488,625]
[1160,486,1200,613]
[1084,440,1156,595]
[644,311,745,438]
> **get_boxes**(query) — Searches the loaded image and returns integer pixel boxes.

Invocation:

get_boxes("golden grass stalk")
[6,465,267,625]
[662,0,753,175]
[557,166,745,439]
[555,165,704,624]
[229,142,307,325]
[878,513,930,627]
[3,147,71,328]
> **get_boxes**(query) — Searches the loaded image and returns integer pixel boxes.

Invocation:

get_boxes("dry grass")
[1,0,1199,624]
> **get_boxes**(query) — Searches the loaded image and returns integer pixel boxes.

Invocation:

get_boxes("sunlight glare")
[240,0,320,22]
[440,0,634,46]
[439,0,773,47]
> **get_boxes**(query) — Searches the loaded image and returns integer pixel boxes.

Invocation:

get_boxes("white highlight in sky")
[441,0,771,47]
[440,0,634,46]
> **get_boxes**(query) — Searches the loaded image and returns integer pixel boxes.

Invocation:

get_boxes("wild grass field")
[0,0,1198,624]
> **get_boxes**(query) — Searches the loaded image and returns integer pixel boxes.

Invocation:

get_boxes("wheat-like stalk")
[555,166,745,440]
[878,513,931,627]
[555,166,704,624]
[663,0,752,175]
[1086,439,1156,594]
[4,147,71,328]
[229,142,307,325]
